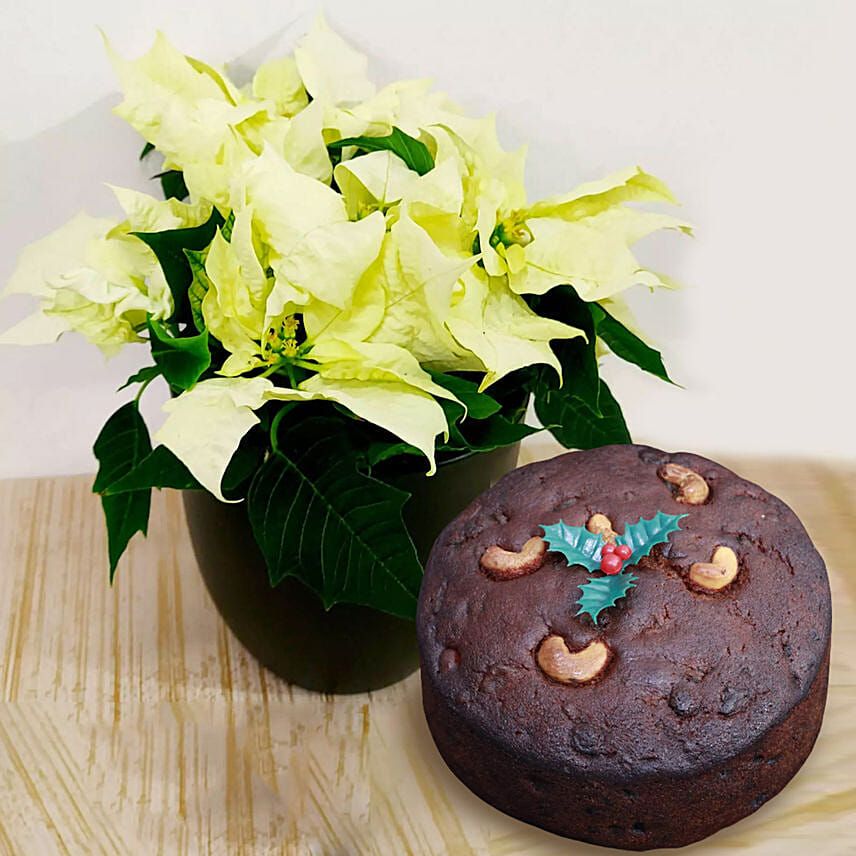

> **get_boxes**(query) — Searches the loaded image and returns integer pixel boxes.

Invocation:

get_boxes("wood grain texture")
[0,437,854,855]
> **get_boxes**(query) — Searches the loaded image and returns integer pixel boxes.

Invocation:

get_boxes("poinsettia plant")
[0,17,688,620]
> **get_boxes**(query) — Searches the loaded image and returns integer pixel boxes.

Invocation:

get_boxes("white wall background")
[1,0,853,478]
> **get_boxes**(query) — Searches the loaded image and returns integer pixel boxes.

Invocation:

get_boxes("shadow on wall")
[0,95,153,287]
[0,99,169,479]
[0,13,314,290]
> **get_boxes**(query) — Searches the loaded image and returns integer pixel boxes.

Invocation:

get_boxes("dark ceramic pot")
[183,442,520,694]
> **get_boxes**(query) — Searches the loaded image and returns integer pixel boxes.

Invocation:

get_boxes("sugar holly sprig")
[575,571,638,624]
[540,511,687,624]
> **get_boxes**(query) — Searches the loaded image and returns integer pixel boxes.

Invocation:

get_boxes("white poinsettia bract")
[1,15,688,494]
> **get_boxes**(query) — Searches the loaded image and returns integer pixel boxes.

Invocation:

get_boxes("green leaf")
[575,571,638,624]
[133,211,222,323]
[534,376,631,449]
[221,427,268,501]
[101,445,202,495]
[221,211,235,242]
[366,441,422,467]
[450,411,539,452]
[591,304,675,385]
[117,365,160,392]
[153,169,189,201]
[92,403,152,580]
[92,402,150,493]
[148,318,211,390]
[328,127,434,176]
[436,394,536,452]
[103,430,268,499]
[247,414,423,619]
[533,285,601,415]
[540,520,606,572]
[428,372,501,420]
[184,249,211,332]
[139,141,155,160]
[615,511,687,566]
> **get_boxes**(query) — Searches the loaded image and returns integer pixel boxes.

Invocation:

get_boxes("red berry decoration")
[615,544,632,560]
[602,543,617,555]
[600,552,623,575]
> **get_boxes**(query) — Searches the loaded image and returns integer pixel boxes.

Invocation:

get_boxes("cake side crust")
[421,642,830,850]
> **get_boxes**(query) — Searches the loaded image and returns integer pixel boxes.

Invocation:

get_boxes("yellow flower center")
[262,315,301,364]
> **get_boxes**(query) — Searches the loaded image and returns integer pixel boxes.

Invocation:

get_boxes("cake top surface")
[416,445,831,778]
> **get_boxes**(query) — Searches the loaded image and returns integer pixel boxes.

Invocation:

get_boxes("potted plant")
[0,17,688,692]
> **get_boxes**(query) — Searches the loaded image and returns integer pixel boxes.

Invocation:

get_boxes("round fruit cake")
[416,445,831,850]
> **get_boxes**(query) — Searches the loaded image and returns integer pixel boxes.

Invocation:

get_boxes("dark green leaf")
[366,441,422,467]
[591,303,675,385]
[93,403,151,493]
[133,211,222,323]
[575,571,638,624]
[153,169,189,201]
[366,409,536,466]
[533,285,601,415]
[104,431,270,499]
[615,511,687,567]
[540,520,605,572]
[221,429,268,501]
[534,377,631,449]
[148,318,211,390]
[448,410,539,452]
[102,445,201,495]
[221,211,235,242]
[184,249,211,333]
[328,127,434,176]
[139,141,155,160]
[247,414,422,618]
[92,403,152,580]
[429,372,501,420]
[117,365,160,392]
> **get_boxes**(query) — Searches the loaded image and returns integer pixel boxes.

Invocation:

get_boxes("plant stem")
[134,375,155,404]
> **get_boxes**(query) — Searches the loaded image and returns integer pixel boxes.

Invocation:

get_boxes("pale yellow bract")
[1,14,688,496]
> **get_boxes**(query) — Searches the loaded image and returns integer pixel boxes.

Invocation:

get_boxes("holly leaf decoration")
[575,571,638,624]
[541,510,687,625]
[615,511,687,566]
[540,521,605,572]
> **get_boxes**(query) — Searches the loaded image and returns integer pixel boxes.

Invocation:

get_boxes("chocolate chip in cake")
[552,495,579,512]
[571,726,603,756]
[438,647,460,673]
[638,447,667,466]
[669,687,699,718]
[719,686,749,716]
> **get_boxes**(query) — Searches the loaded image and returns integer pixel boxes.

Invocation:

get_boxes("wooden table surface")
[1,439,854,855]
